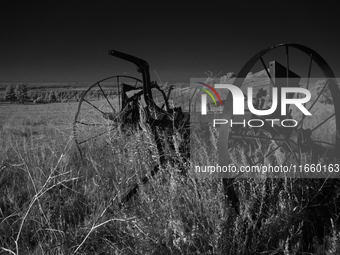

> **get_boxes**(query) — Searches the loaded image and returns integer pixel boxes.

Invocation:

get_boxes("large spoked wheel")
[219,43,340,177]
[73,75,143,157]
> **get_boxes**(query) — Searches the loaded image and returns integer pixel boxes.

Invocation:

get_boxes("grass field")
[1,79,340,254]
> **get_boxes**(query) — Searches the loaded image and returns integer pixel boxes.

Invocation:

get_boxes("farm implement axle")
[73,43,340,214]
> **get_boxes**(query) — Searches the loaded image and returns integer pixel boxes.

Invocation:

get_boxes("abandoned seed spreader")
[73,43,340,213]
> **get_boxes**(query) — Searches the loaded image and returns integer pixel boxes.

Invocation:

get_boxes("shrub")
[4,85,16,103]
[49,91,57,102]
[29,91,39,100]
[33,97,44,104]
[15,83,28,104]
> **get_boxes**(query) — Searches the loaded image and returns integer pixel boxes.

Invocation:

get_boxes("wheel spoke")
[286,45,289,88]
[284,141,300,165]
[311,113,335,132]
[97,83,116,113]
[282,152,292,165]
[297,79,329,128]
[312,140,336,147]
[231,133,287,142]
[301,54,313,129]
[305,54,313,92]
[83,98,105,114]
[285,46,291,117]
[117,76,121,110]
[307,79,329,112]
[299,147,302,166]
[75,120,115,127]
[78,127,117,145]
[260,57,275,86]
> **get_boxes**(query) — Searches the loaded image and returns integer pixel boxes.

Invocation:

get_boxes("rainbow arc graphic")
[197,82,223,115]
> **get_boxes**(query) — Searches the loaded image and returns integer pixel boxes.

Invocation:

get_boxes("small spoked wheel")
[73,75,143,157]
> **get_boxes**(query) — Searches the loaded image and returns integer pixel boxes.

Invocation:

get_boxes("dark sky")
[1,1,339,82]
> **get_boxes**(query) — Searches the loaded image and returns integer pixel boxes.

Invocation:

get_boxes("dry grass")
[0,80,340,254]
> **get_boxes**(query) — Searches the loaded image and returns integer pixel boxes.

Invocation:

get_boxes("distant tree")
[80,90,86,99]
[55,90,60,101]
[30,91,39,100]
[4,85,16,103]
[58,92,64,100]
[49,91,57,102]
[15,84,28,104]
[34,97,44,104]
[43,92,49,102]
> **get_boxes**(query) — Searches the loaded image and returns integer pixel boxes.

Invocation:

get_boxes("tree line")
[3,84,118,104]
[4,84,28,103]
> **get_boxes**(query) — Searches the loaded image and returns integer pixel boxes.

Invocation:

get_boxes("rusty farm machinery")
[73,43,340,213]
